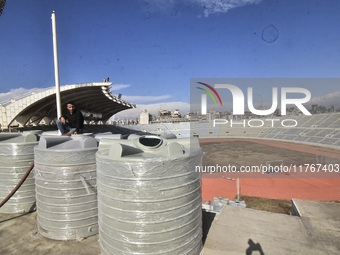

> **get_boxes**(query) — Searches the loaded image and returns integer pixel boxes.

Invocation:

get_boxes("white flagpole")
[51,11,62,121]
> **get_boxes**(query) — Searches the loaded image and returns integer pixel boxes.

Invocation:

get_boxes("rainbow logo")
[196,82,222,106]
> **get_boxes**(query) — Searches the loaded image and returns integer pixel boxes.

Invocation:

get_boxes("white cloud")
[122,95,172,103]
[111,84,131,91]
[306,91,340,109]
[144,0,262,17]
[192,0,262,17]
[0,87,41,105]
[113,101,190,119]
[144,0,176,11]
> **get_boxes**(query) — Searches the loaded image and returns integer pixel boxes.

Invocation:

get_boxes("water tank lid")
[97,136,201,161]
[94,133,122,141]
[37,136,97,150]
[0,132,38,144]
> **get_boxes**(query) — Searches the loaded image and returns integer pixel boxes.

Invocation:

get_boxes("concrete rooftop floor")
[201,199,340,255]
[1,199,339,254]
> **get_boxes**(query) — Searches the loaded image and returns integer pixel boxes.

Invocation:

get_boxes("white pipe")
[51,11,62,120]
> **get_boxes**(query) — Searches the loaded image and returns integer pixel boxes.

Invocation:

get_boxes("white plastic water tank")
[0,132,39,213]
[34,135,98,240]
[96,135,203,254]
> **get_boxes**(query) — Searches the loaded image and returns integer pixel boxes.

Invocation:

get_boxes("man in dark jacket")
[56,102,84,135]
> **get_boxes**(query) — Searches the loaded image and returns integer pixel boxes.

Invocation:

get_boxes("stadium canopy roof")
[0,82,135,128]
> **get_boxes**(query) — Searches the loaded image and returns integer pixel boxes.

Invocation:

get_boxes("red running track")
[200,138,340,202]
[202,178,340,201]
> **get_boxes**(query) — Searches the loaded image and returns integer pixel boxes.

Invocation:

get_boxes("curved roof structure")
[0,82,135,128]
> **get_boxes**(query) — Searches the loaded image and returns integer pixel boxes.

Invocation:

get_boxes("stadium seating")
[126,113,340,149]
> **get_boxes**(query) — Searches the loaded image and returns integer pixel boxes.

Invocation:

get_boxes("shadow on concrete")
[246,238,265,255]
[0,211,34,224]
[202,210,216,244]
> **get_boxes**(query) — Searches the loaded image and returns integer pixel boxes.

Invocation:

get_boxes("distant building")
[140,109,152,124]
[158,110,172,120]
[171,109,181,118]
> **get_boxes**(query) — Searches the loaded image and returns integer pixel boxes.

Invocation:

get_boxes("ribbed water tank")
[0,132,39,213]
[34,136,98,240]
[96,135,203,255]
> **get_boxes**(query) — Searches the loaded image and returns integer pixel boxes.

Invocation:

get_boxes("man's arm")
[60,111,68,124]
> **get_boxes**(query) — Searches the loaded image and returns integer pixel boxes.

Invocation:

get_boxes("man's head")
[66,102,75,114]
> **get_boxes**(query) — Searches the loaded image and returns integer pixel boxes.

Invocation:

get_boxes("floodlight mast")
[51,11,62,121]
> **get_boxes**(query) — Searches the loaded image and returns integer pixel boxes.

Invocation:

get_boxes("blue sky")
[0,0,340,118]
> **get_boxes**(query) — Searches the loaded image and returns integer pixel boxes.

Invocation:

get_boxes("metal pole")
[51,11,62,120]
[237,177,240,201]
